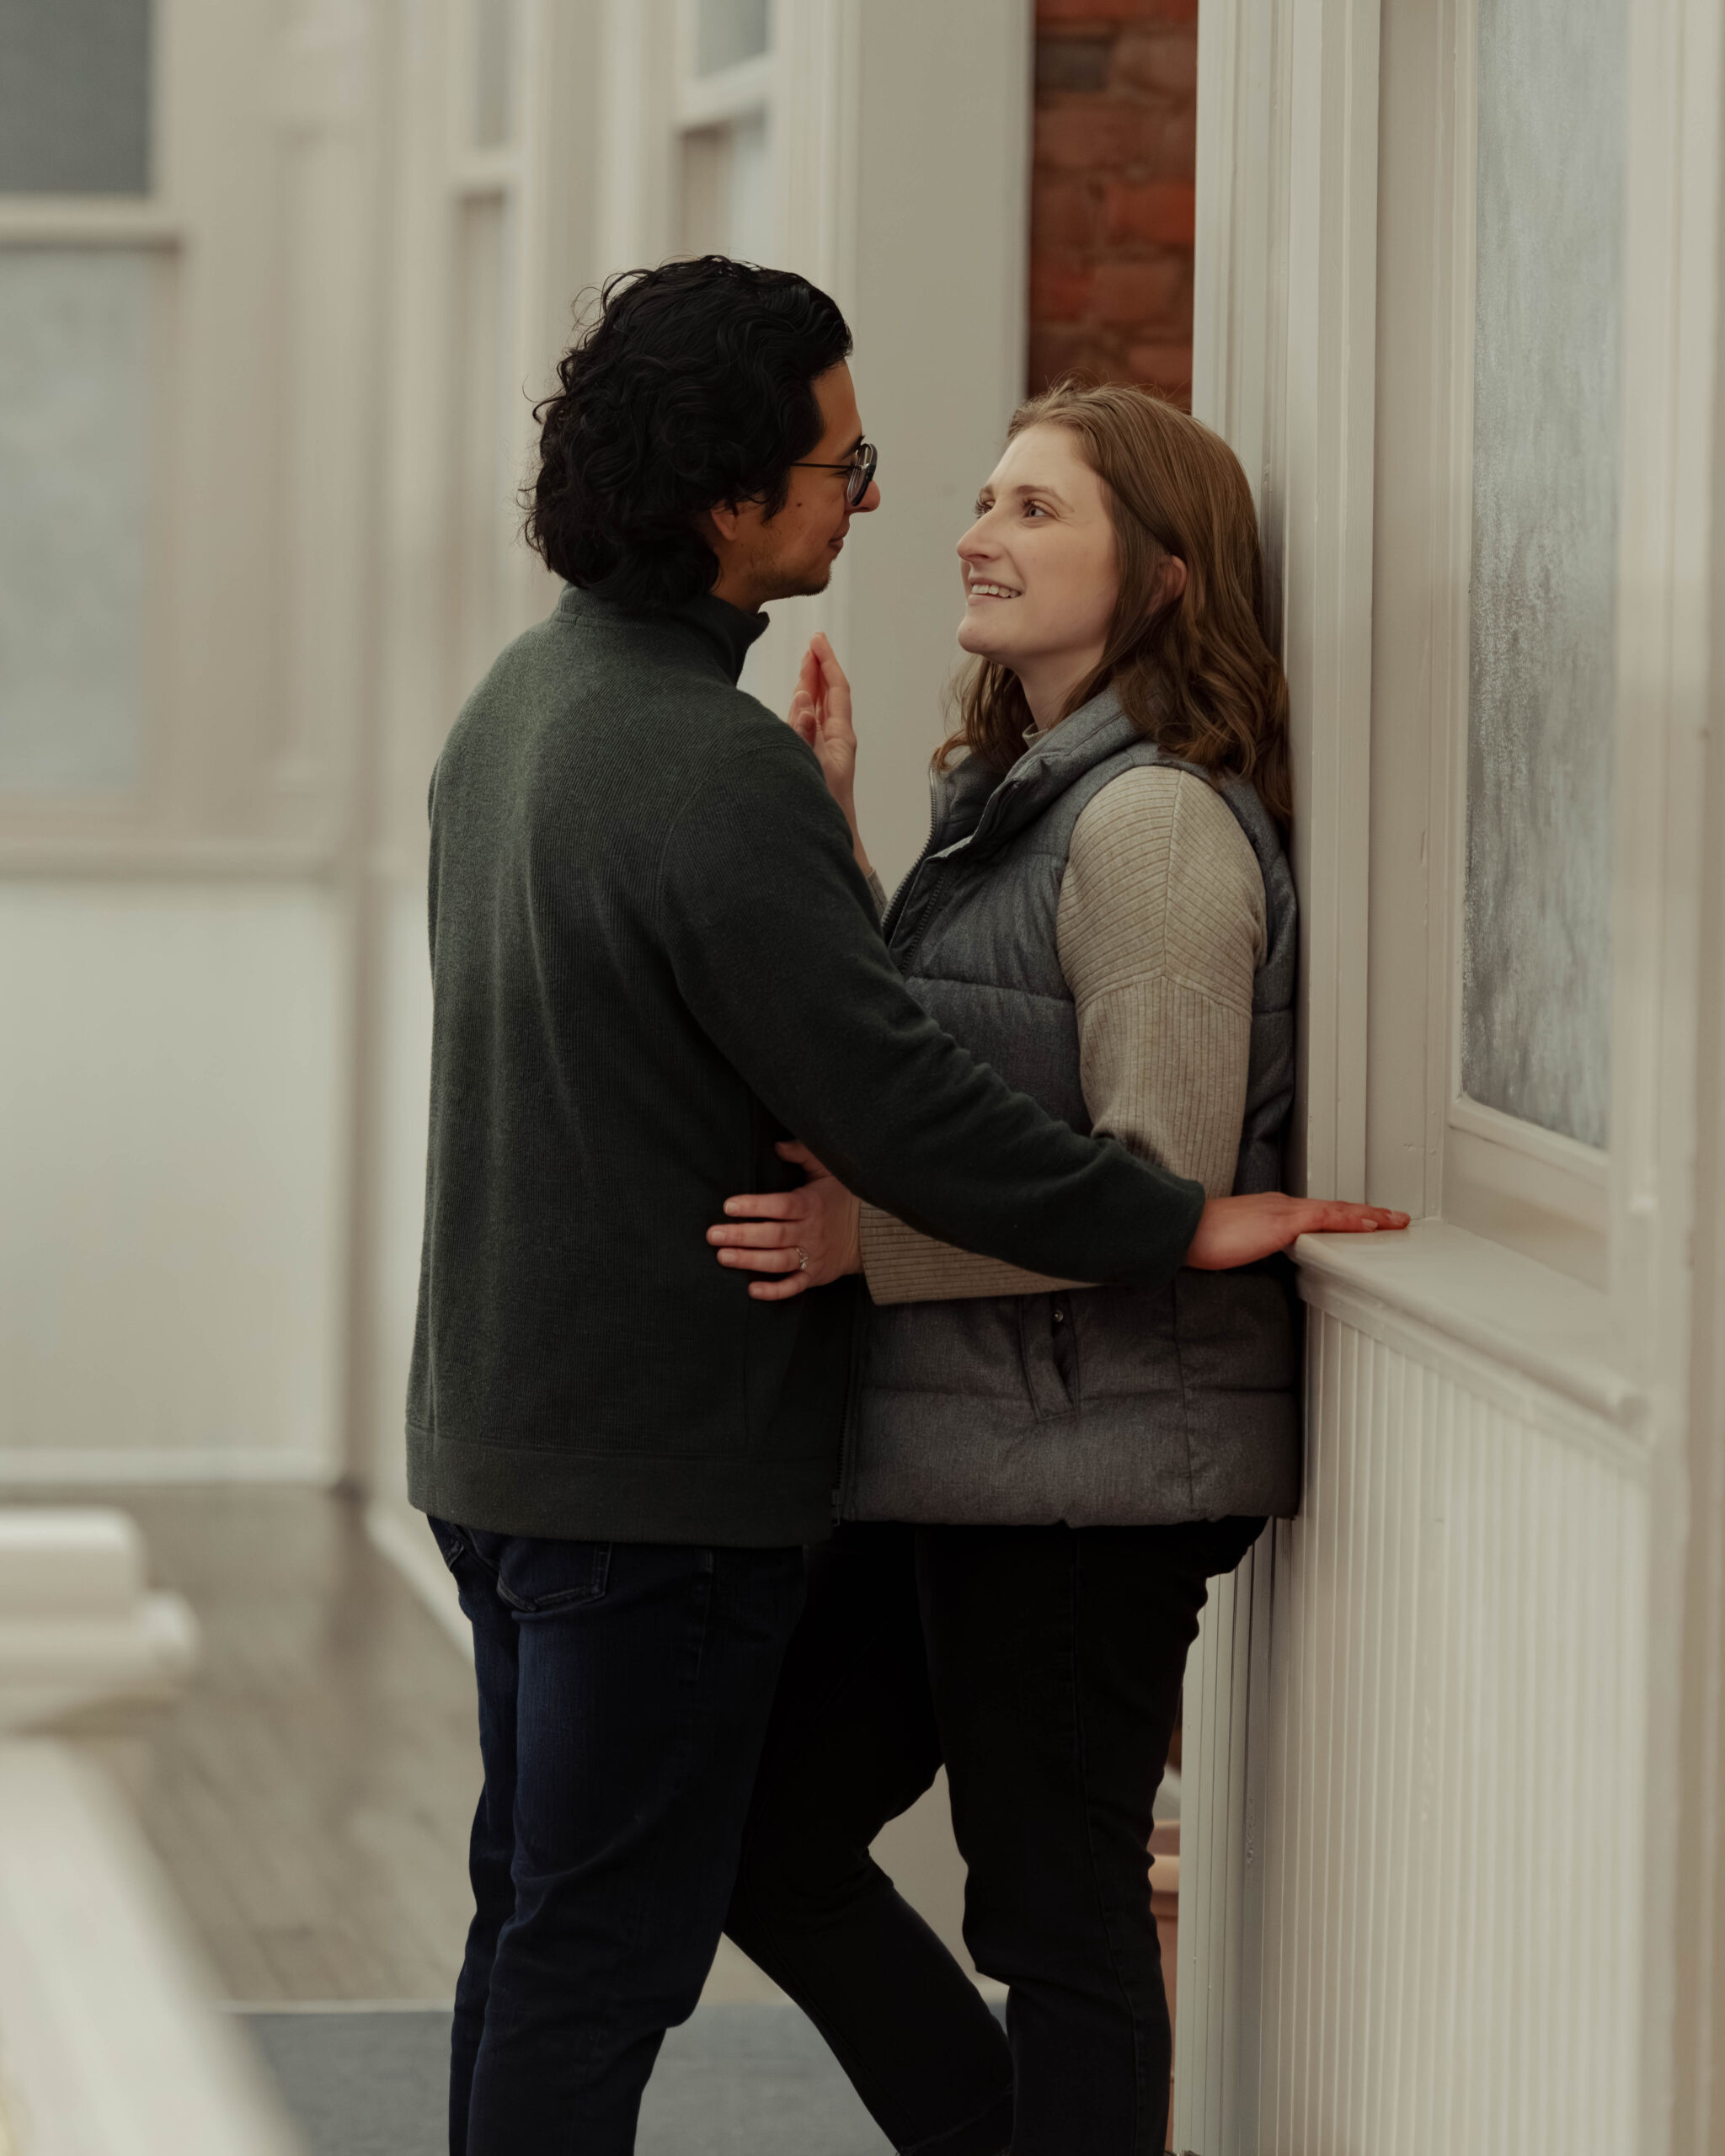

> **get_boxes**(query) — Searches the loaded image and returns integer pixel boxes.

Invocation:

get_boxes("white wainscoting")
[1176,1227,1649,2155]
[0,883,347,1484]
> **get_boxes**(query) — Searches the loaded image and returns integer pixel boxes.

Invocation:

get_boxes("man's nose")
[854,479,881,514]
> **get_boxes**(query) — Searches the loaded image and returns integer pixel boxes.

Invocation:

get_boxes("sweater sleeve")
[860,766,1263,1305]
[654,725,1207,1290]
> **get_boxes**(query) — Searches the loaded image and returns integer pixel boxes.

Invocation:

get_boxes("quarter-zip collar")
[675,590,772,681]
[555,583,769,686]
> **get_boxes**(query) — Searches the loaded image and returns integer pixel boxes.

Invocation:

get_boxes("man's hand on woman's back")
[1185,1193,1410,1270]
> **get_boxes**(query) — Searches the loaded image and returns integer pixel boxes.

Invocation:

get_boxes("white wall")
[360,882,454,1633]
[837,2,1032,894]
[0,883,346,1482]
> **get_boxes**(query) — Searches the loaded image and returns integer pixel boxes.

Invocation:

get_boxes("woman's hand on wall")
[1185,1193,1411,1270]
[707,1139,863,1300]
[788,634,873,878]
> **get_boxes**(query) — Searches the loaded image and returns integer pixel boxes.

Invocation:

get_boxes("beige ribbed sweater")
[861,766,1265,1305]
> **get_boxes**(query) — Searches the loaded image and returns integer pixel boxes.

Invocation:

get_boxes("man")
[409,255,1401,2154]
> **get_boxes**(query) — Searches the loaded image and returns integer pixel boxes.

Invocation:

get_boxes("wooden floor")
[65,1486,483,2004]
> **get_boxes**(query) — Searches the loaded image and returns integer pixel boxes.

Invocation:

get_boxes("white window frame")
[0,0,387,874]
[1366,0,1615,1289]
[1184,0,1725,2136]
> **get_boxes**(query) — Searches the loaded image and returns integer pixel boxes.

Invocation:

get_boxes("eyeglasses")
[789,440,878,507]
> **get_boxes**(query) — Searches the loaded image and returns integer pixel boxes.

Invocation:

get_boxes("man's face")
[711,362,881,609]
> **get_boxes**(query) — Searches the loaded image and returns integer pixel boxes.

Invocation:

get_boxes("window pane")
[695,0,769,77]
[0,0,152,195]
[677,113,773,265]
[0,249,152,794]
[472,0,515,150]
[1462,0,1626,1149]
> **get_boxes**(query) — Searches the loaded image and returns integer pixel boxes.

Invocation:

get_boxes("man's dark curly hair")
[526,257,854,611]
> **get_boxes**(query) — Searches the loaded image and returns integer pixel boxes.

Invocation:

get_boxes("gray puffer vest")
[841,689,1300,1528]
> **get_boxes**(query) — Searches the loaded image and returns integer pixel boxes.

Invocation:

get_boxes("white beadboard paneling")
[0,883,347,1476]
[1178,1296,1648,2155]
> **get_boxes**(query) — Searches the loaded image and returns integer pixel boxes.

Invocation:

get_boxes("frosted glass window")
[471,0,516,149]
[1461,0,1626,1149]
[0,0,152,195]
[0,250,152,794]
[678,114,772,264]
[696,0,769,76]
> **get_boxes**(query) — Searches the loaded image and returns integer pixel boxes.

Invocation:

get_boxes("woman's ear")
[1157,555,1188,609]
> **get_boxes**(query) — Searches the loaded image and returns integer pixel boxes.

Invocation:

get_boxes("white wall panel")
[361,880,462,1642]
[0,248,155,796]
[1178,1285,1648,2155]
[0,884,346,1479]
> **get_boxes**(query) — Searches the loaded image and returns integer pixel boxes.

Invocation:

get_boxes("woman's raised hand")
[787,634,871,875]
[1185,1193,1411,1270]
[707,1139,862,1301]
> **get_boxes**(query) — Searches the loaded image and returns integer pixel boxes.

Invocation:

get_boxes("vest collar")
[931,687,1153,864]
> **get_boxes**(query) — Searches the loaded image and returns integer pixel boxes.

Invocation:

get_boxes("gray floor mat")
[243,2004,894,2156]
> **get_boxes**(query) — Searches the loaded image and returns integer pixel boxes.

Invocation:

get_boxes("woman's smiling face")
[954,424,1119,705]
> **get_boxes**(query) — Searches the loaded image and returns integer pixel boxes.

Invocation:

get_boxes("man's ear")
[703,497,746,546]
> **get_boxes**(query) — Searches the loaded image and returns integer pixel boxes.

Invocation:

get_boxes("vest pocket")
[1018,1293,1076,1419]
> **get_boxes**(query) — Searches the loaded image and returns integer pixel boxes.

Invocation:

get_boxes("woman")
[708,384,1313,2156]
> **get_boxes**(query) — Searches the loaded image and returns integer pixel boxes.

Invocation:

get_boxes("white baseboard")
[363,1501,472,1662]
[0,1449,338,1487]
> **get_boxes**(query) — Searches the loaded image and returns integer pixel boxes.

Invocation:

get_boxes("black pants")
[726,1516,1263,2156]
[430,1520,806,2156]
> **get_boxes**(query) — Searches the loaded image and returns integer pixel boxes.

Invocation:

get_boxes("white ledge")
[1294,1219,1647,1433]
[0,1512,198,1736]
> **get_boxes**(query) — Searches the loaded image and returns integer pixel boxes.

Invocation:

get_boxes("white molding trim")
[1295,1220,1645,1432]
[220,1998,451,2015]
[0,1450,338,1487]
[1298,1274,1648,1472]
[364,1501,473,1662]
[449,151,520,198]
[1448,1093,1610,1184]
[595,0,676,272]
[0,840,339,880]
[674,54,776,129]
[1445,1086,1612,1288]
[1194,0,1380,1202]
[0,201,184,246]
[1612,0,1725,2137]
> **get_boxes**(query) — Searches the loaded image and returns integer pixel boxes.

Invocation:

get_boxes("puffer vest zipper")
[841,689,1301,1529]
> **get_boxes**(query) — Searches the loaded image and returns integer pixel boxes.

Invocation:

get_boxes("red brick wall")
[1029,0,1199,407]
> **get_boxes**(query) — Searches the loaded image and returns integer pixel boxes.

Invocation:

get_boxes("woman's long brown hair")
[942,382,1293,830]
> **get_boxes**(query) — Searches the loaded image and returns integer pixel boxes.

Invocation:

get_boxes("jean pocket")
[427,1516,471,1577]
[494,1536,612,1615]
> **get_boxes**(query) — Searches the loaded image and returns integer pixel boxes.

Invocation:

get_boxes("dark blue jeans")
[727,1517,1263,2156]
[429,1520,805,2156]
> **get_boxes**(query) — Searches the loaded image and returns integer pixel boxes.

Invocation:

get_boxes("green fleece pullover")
[405,585,1206,1544]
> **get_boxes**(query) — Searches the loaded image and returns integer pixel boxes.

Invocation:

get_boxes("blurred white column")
[0,1508,301,2154]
